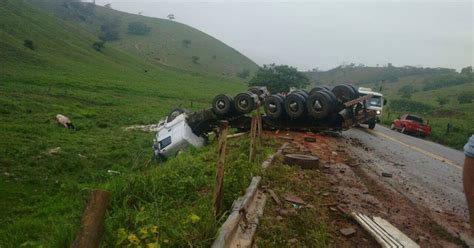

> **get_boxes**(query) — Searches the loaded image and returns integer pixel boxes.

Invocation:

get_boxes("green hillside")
[30,0,259,78]
[306,65,474,149]
[0,0,259,246]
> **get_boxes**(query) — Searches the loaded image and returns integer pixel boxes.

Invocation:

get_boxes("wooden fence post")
[71,189,110,248]
[257,107,262,138]
[213,120,229,216]
[249,114,257,162]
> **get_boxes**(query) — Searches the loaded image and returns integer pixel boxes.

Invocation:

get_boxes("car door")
[396,115,407,129]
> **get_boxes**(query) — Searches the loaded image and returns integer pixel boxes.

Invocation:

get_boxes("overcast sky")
[95,0,472,71]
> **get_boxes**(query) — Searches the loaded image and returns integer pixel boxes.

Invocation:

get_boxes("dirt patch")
[255,130,464,247]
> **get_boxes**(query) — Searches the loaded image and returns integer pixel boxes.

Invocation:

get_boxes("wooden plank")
[351,212,419,248]
[213,121,229,216]
[343,94,373,107]
[71,189,110,248]
[212,177,263,248]
[227,132,247,139]
[373,217,420,248]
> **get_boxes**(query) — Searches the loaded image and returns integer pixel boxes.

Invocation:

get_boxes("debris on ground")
[382,172,393,178]
[124,124,160,132]
[255,131,464,247]
[266,189,282,206]
[107,170,120,175]
[283,193,306,205]
[339,227,356,236]
[43,147,61,155]
[352,212,420,248]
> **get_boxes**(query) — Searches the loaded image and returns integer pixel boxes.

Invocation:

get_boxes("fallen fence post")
[71,189,111,248]
[213,120,229,216]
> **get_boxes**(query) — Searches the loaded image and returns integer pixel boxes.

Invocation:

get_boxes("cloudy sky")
[95,0,473,71]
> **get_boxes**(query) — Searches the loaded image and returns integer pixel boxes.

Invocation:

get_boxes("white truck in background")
[358,87,384,129]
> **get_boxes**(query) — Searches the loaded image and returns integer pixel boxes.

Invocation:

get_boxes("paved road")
[343,124,468,220]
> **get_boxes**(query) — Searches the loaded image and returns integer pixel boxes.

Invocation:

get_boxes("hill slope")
[29,0,259,78]
[306,65,474,149]
[0,0,251,245]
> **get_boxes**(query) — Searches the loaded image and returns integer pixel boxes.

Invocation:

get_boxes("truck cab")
[358,87,384,129]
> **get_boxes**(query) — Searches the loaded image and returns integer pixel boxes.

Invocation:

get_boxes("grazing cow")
[56,114,75,129]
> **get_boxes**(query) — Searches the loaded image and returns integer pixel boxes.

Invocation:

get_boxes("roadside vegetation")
[306,65,473,149]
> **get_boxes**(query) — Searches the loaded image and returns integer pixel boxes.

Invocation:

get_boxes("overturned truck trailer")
[153,84,376,158]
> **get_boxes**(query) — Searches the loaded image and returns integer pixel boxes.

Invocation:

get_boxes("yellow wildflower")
[146,243,157,248]
[128,234,140,245]
[139,227,149,239]
[149,225,159,234]
[189,213,201,223]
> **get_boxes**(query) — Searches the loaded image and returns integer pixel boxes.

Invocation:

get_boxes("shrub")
[24,39,35,50]
[390,99,433,113]
[422,74,473,91]
[128,22,151,35]
[249,64,309,93]
[92,41,105,51]
[398,85,417,98]
[191,56,199,64]
[182,39,191,48]
[99,20,120,41]
[436,96,449,106]
[237,69,250,79]
[458,92,473,104]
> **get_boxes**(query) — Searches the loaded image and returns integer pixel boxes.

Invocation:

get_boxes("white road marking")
[372,130,462,170]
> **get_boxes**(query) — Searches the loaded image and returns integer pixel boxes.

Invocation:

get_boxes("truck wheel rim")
[313,100,323,112]
[289,102,298,112]
[217,100,226,109]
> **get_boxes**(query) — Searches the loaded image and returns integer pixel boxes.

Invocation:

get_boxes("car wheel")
[167,108,185,123]
[368,118,376,129]
[401,126,406,134]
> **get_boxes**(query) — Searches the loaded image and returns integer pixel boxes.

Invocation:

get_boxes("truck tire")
[346,84,358,97]
[293,89,309,98]
[167,108,185,123]
[285,93,306,119]
[264,95,285,119]
[368,118,376,129]
[332,84,358,103]
[306,91,334,119]
[284,154,320,169]
[234,92,256,113]
[212,94,233,116]
[309,86,331,95]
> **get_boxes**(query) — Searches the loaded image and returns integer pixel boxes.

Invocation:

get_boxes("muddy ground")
[254,130,466,247]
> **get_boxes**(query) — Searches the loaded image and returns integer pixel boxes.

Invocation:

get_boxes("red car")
[391,114,431,137]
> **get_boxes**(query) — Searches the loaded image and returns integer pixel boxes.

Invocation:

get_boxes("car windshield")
[360,94,382,107]
[406,115,423,123]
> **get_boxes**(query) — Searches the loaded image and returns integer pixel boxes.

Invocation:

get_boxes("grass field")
[30,0,258,78]
[0,0,266,246]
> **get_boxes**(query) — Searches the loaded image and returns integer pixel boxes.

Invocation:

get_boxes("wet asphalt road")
[343,124,468,219]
